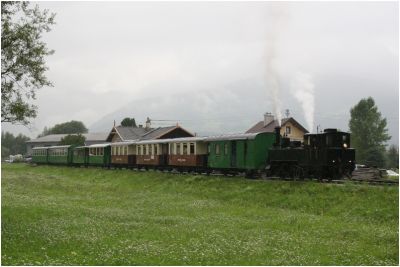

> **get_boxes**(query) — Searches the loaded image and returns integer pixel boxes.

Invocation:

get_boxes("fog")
[2,1,398,144]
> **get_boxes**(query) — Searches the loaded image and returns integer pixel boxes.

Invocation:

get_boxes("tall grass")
[2,164,398,265]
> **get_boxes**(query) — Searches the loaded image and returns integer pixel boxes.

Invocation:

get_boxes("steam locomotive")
[267,127,355,180]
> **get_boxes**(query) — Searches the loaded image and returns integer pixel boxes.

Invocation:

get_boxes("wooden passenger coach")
[135,139,169,167]
[110,141,137,167]
[168,137,208,168]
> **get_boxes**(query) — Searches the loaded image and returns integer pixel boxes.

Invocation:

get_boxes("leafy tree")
[59,134,86,146]
[1,131,30,157]
[349,97,390,167]
[386,145,399,169]
[1,2,55,125]
[38,120,88,137]
[121,117,137,127]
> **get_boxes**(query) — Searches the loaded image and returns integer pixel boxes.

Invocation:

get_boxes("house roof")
[107,125,194,142]
[26,132,108,143]
[246,117,309,134]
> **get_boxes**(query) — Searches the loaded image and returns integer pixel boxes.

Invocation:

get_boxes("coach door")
[161,144,169,165]
[230,141,237,167]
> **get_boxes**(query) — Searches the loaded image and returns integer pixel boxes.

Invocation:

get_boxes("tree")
[1,131,30,157]
[121,117,137,127]
[59,134,86,146]
[349,97,391,167]
[1,2,55,125]
[386,145,399,169]
[38,120,88,137]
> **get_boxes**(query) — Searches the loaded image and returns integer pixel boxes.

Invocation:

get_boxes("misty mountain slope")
[89,78,294,135]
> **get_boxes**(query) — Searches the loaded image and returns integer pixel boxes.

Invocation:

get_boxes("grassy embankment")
[2,164,398,265]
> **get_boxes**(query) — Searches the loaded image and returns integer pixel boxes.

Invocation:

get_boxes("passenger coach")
[110,141,137,168]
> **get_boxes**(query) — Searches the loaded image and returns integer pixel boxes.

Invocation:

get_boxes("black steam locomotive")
[267,127,355,180]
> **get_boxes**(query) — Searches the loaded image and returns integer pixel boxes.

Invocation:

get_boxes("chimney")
[145,117,151,130]
[274,126,281,147]
[264,112,274,126]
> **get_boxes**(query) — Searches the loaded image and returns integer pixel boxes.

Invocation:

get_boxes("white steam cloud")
[291,72,315,132]
[263,5,289,126]
[265,54,282,125]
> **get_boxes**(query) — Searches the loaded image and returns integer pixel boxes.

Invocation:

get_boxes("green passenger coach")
[205,132,276,174]
[47,145,74,165]
[32,147,49,164]
[87,143,111,167]
[72,146,88,166]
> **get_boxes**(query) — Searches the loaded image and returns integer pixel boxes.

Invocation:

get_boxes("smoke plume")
[291,72,315,132]
[264,5,289,126]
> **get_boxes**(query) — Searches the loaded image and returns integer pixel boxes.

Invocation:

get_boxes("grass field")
[2,164,398,265]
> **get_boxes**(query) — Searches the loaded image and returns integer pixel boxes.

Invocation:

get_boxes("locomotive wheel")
[279,164,290,179]
[292,166,304,180]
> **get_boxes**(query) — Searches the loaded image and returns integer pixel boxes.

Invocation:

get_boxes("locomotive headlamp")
[343,143,348,148]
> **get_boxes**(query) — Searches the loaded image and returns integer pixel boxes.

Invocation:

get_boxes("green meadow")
[1,164,398,265]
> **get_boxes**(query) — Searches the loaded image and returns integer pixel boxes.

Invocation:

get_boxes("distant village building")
[106,119,194,142]
[25,132,109,156]
[246,112,308,142]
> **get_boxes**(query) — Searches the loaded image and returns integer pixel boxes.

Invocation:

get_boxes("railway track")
[31,163,399,186]
[261,176,398,186]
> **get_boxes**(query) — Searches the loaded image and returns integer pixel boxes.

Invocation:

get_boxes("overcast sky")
[2,1,399,145]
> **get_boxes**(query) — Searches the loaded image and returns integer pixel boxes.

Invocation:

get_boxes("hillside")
[2,164,398,265]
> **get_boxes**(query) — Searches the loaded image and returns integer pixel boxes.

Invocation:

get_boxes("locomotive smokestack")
[274,126,281,147]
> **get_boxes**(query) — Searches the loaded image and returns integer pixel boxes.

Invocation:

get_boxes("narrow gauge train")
[31,127,355,180]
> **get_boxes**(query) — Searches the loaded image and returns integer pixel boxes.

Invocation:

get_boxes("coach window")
[190,143,195,155]
[176,143,181,155]
[154,145,158,155]
[183,143,188,155]
[216,144,220,155]
[124,146,128,155]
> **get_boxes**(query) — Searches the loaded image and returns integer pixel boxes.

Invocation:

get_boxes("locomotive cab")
[304,129,355,179]
[304,129,351,149]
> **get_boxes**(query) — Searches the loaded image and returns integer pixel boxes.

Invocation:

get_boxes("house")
[106,118,194,142]
[246,112,308,142]
[25,132,109,156]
